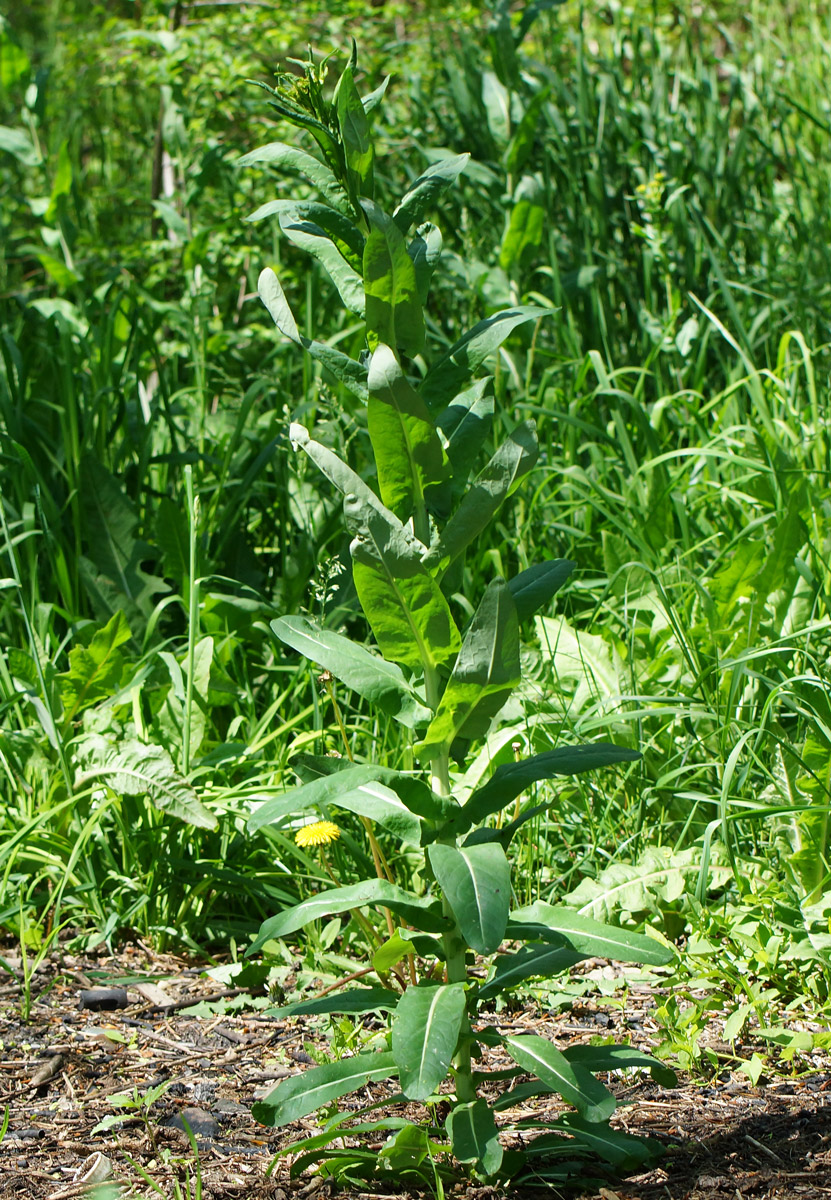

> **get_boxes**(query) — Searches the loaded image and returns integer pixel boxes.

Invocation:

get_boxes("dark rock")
[163,1107,220,1139]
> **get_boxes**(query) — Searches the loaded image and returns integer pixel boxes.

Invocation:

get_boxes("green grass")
[1,0,831,1062]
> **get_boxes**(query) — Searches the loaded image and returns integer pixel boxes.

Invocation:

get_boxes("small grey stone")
[162,1107,219,1139]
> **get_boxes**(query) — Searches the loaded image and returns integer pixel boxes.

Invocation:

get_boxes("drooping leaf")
[289,421,391,518]
[280,216,365,316]
[416,578,520,761]
[59,611,131,724]
[421,306,550,412]
[456,743,641,832]
[247,880,449,955]
[478,941,585,1000]
[564,1044,676,1088]
[391,982,467,1100]
[446,1100,503,1176]
[252,1051,397,1128]
[258,269,367,400]
[393,154,470,233]
[503,1034,616,1122]
[238,141,351,213]
[373,930,416,974]
[249,201,364,265]
[361,200,425,355]
[509,560,575,622]
[75,738,216,829]
[346,496,462,672]
[367,344,452,521]
[507,902,675,966]
[271,615,431,729]
[335,65,374,201]
[247,762,444,834]
[265,988,399,1019]
[423,421,539,577]
[427,843,510,955]
[532,1112,658,1169]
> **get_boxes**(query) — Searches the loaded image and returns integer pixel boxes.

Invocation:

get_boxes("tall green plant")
[243,46,674,1185]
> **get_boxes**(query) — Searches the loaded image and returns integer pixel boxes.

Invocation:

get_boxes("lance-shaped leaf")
[416,578,520,761]
[503,1034,616,1123]
[422,422,539,577]
[247,879,449,956]
[346,496,462,672]
[361,200,425,355]
[393,153,470,233]
[454,743,642,833]
[272,615,431,729]
[421,306,550,412]
[409,222,443,305]
[427,843,510,955]
[436,377,494,487]
[252,1051,397,1128]
[334,66,374,201]
[478,941,586,1000]
[533,1113,658,1170]
[259,270,367,400]
[280,215,365,316]
[509,559,575,623]
[265,988,399,1019]
[247,762,444,833]
[250,201,364,266]
[446,1100,503,1176]
[289,421,392,519]
[564,1044,677,1088]
[238,141,351,213]
[391,982,467,1100]
[367,344,452,521]
[374,929,445,974]
[507,902,675,966]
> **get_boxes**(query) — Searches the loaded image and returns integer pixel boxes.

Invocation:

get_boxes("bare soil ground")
[1,944,829,1200]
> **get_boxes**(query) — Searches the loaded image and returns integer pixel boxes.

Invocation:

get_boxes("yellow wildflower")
[295,820,341,848]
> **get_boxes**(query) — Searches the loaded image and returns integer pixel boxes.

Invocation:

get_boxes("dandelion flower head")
[295,820,341,848]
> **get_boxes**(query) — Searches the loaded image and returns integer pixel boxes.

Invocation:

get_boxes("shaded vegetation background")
[3,0,831,1070]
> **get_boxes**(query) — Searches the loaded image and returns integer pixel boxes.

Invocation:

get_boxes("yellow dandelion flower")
[295,820,341,848]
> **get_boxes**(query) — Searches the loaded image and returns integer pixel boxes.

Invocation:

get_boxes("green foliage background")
[2,0,831,1069]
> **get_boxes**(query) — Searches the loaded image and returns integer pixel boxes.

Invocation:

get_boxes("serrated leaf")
[247,880,449,955]
[361,200,425,355]
[478,941,585,1000]
[423,421,539,577]
[367,344,452,520]
[446,1100,503,1175]
[428,843,510,954]
[252,1051,397,1128]
[421,306,550,412]
[76,738,216,829]
[59,611,131,725]
[507,902,674,966]
[258,269,367,400]
[393,154,469,233]
[392,982,466,1100]
[272,615,430,728]
[346,496,461,672]
[503,1034,616,1122]
[417,578,520,761]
